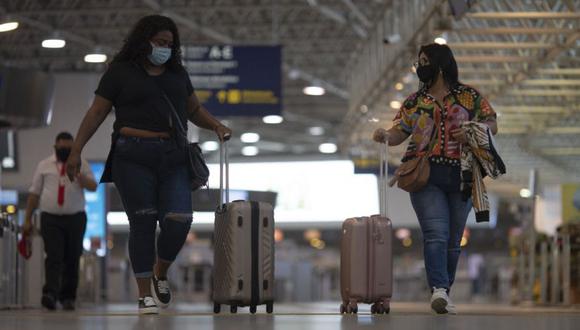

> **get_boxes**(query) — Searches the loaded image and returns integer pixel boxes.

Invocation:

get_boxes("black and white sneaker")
[151,276,171,308]
[138,296,159,315]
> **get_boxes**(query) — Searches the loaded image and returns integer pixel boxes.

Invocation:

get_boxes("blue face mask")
[148,43,172,66]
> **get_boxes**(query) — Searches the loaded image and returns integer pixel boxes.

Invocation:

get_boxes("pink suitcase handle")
[379,143,388,218]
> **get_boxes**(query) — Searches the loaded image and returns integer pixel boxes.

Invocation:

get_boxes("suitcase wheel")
[373,302,389,314]
[250,305,257,314]
[345,302,357,314]
[345,304,353,314]
[230,305,238,314]
[213,303,221,314]
[266,302,274,314]
[382,303,390,314]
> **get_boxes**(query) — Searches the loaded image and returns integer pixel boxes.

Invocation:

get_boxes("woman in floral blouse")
[373,43,497,314]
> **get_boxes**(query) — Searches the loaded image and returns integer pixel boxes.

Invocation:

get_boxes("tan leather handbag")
[388,124,438,193]
[389,155,430,192]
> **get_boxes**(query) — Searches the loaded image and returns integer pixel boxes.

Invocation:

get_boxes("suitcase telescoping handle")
[379,143,388,217]
[219,141,230,207]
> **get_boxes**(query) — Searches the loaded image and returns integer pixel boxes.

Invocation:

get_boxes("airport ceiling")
[1,0,579,189]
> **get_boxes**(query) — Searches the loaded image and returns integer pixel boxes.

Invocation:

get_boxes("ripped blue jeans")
[410,164,472,291]
[113,136,193,278]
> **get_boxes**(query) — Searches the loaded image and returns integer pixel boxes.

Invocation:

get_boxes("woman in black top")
[66,15,231,314]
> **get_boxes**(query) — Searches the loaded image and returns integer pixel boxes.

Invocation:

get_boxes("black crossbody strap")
[159,92,188,139]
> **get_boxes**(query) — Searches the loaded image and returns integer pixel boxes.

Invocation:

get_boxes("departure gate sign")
[185,45,282,117]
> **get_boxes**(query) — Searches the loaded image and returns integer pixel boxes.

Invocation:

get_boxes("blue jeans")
[112,136,193,278]
[410,164,472,291]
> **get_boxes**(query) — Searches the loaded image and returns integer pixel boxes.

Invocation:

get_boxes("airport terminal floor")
[2,303,580,330]
[2,0,580,329]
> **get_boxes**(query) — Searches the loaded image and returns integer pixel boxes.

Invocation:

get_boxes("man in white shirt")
[23,132,98,311]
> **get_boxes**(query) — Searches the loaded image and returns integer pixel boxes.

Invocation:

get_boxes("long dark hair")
[112,15,183,71]
[418,43,459,90]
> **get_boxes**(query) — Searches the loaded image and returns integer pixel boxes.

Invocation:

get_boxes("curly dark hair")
[112,15,183,71]
[418,43,460,90]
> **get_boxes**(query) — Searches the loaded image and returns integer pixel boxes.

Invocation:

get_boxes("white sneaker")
[445,298,458,315]
[445,303,457,314]
[138,296,159,315]
[430,288,450,314]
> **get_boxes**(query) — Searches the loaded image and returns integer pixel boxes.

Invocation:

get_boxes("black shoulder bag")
[159,91,209,191]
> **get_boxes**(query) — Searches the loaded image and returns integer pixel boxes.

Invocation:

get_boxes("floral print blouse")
[393,84,497,166]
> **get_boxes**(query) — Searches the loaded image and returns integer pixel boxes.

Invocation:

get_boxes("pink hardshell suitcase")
[340,144,393,314]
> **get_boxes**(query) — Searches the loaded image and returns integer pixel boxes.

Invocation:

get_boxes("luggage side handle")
[379,143,388,218]
[219,141,230,209]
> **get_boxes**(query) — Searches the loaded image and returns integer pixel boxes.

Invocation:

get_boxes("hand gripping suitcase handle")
[219,141,230,207]
[379,143,388,217]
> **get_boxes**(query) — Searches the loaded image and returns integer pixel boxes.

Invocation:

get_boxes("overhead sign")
[185,45,282,117]
[562,184,580,224]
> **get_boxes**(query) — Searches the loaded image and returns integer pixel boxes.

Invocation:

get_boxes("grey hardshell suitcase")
[212,143,275,314]
[340,144,393,314]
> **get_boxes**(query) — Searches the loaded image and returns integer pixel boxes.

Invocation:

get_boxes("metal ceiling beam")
[542,148,580,156]
[488,32,580,99]
[459,67,580,76]
[546,127,580,134]
[464,79,580,86]
[495,125,580,135]
[9,4,310,16]
[495,106,577,114]
[449,42,555,49]
[451,27,580,35]
[340,0,372,27]
[306,0,369,38]
[465,12,580,19]
[495,127,527,134]
[283,65,350,100]
[506,89,580,97]
[455,55,536,63]
[142,0,232,43]
[537,68,580,75]
[0,6,109,51]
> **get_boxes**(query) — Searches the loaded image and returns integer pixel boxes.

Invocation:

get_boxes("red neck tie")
[57,163,66,206]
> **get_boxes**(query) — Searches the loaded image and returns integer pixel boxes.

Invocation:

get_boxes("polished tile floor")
[1,303,579,330]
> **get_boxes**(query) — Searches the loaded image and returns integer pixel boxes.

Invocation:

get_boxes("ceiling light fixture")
[309,126,325,136]
[262,115,284,124]
[0,21,19,33]
[242,146,259,156]
[319,143,337,154]
[390,100,402,109]
[520,188,532,198]
[42,34,66,49]
[434,36,447,45]
[303,86,325,96]
[201,141,219,152]
[240,132,260,143]
[84,53,107,63]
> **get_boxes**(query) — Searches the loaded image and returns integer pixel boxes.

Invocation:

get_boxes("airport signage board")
[186,45,282,117]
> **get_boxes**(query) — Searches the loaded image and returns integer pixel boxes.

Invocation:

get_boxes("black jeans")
[40,212,87,302]
[112,136,193,278]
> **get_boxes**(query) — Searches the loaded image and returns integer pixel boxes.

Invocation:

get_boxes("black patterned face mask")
[416,64,438,84]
